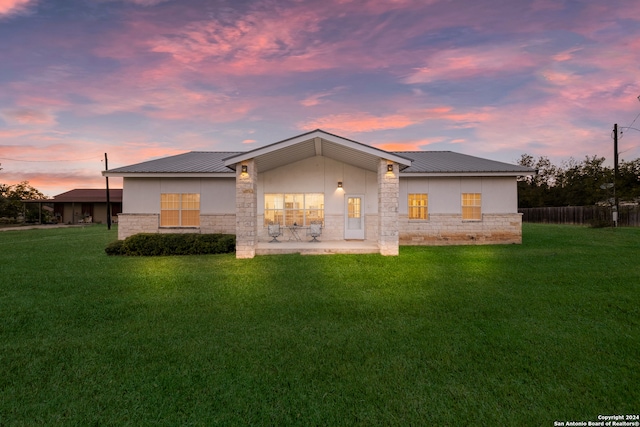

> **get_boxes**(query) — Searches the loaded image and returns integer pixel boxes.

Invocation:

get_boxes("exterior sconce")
[241,165,248,174]
[338,181,343,188]
[387,164,393,172]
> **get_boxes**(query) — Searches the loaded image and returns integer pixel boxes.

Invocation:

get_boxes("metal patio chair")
[267,222,282,243]
[307,221,322,242]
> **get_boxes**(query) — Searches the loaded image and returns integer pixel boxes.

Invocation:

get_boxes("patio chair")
[267,222,282,243]
[307,221,322,242]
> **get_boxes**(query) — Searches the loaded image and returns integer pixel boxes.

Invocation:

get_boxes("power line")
[0,155,102,163]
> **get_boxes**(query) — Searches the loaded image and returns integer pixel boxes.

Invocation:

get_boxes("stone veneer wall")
[319,214,343,241]
[200,214,236,234]
[399,213,523,245]
[117,213,158,240]
[117,213,237,240]
[235,160,258,258]
[378,160,399,256]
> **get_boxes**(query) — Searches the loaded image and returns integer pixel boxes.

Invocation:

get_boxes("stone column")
[378,159,399,256]
[235,159,257,259]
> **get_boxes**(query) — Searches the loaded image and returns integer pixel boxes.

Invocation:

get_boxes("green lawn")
[1,224,638,426]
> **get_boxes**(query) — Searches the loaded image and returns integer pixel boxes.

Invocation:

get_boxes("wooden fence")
[519,206,640,227]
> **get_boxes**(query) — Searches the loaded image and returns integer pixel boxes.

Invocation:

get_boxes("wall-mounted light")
[241,165,248,174]
[337,181,343,188]
[387,164,394,172]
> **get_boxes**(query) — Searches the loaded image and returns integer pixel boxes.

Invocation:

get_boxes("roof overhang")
[102,172,234,178]
[223,129,413,173]
[402,171,535,177]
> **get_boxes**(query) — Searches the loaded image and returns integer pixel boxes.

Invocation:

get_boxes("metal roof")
[398,151,533,174]
[106,151,241,174]
[104,138,533,177]
[53,189,123,202]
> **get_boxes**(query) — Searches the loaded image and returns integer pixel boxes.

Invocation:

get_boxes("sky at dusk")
[1,0,640,197]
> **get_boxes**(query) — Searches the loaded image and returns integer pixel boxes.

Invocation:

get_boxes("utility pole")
[105,153,111,230]
[613,124,618,227]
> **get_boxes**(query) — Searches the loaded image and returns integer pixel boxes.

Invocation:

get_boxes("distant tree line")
[517,154,640,208]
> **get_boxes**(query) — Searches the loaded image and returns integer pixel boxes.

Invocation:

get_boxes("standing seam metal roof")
[106,152,242,173]
[397,151,533,173]
[106,150,533,174]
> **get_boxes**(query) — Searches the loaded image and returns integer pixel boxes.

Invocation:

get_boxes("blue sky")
[1,0,639,196]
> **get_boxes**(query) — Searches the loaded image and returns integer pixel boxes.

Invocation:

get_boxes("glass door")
[344,195,365,239]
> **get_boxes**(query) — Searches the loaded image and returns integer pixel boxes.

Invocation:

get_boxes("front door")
[344,195,365,240]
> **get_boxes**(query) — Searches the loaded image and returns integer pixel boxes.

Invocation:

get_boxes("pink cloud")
[300,113,417,133]
[0,0,34,16]
[104,142,186,166]
[299,106,494,134]
[0,129,34,138]
[1,108,56,126]
[404,43,537,84]
[374,138,445,152]
[146,6,333,75]
[122,0,169,5]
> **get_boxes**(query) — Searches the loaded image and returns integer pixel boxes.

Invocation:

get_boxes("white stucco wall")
[399,176,518,215]
[257,156,378,216]
[123,173,518,219]
[122,177,235,214]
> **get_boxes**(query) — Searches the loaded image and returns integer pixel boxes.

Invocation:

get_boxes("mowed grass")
[0,224,638,426]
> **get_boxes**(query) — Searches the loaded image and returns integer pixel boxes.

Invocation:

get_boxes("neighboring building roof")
[53,189,123,203]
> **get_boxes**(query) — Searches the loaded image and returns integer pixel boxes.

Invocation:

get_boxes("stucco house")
[103,129,533,258]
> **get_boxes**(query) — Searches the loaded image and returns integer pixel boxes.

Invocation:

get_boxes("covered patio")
[224,129,412,259]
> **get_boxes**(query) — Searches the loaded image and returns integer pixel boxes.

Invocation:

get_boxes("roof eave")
[401,171,535,177]
[103,171,235,178]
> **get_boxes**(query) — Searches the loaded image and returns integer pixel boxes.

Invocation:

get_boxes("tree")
[0,181,47,222]
[617,159,640,202]
[557,156,612,206]
[517,154,639,207]
[517,154,563,207]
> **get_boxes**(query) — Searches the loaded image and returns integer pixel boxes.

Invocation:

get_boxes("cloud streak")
[0,0,35,17]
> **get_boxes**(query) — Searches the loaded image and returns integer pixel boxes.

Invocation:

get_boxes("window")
[462,193,481,220]
[264,193,324,226]
[160,193,200,227]
[408,194,428,220]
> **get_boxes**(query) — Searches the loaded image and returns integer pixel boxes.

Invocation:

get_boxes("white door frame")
[344,194,365,240]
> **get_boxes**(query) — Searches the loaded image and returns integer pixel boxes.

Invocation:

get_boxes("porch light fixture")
[241,165,248,174]
[338,181,343,188]
[387,164,393,172]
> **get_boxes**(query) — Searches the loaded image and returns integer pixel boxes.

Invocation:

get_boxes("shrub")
[105,233,236,256]
[105,239,125,255]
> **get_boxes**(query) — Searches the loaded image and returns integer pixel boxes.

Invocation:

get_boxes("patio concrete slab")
[255,240,379,256]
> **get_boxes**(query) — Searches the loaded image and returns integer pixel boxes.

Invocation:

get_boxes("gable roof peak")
[223,129,412,172]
